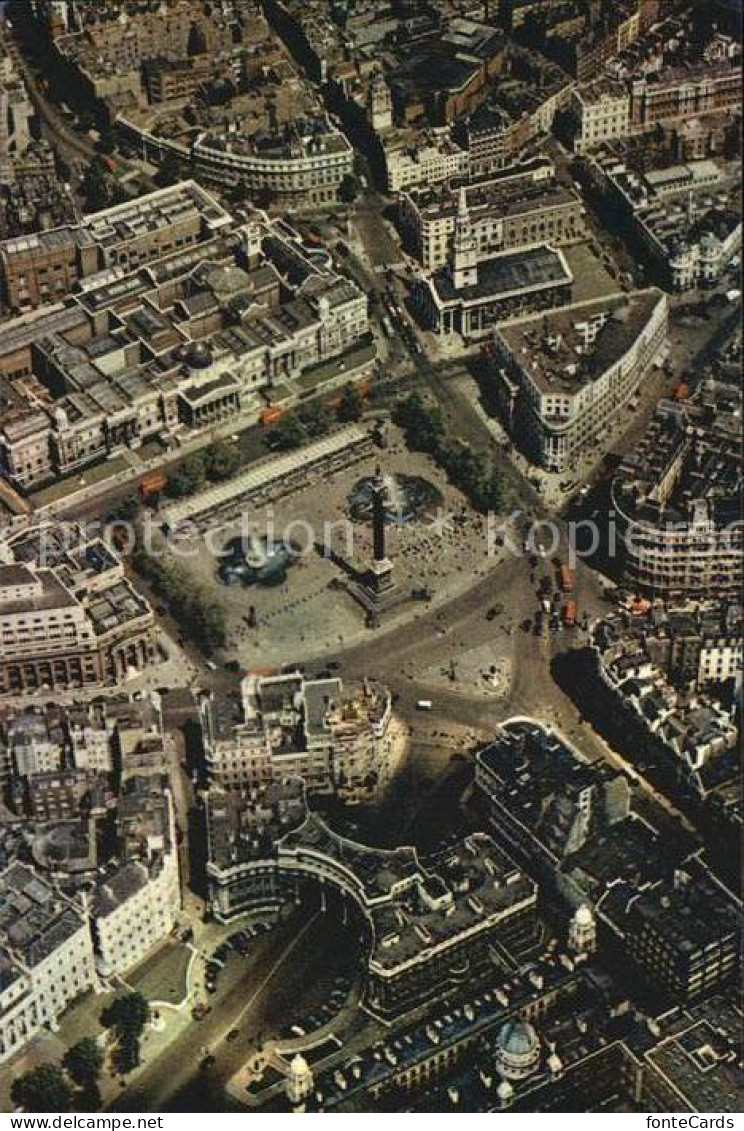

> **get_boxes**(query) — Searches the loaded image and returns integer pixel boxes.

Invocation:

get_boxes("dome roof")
[290,1053,309,1073]
[497,1019,539,1058]
[187,341,213,368]
[574,903,593,926]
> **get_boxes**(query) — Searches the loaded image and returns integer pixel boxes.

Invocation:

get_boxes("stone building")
[202,671,399,804]
[0,862,97,1064]
[0,535,158,695]
[487,288,668,470]
[400,168,584,272]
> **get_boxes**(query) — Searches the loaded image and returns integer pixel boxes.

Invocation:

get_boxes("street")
[113,906,361,1112]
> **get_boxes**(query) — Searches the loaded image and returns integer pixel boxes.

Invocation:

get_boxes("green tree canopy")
[11,1065,72,1113]
[187,21,208,56]
[254,185,275,210]
[101,992,150,1040]
[270,413,305,451]
[204,439,240,481]
[339,174,361,203]
[393,392,445,454]
[155,151,182,189]
[132,536,227,654]
[167,452,206,498]
[80,155,110,212]
[113,1032,140,1075]
[394,392,504,514]
[63,1037,104,1089]
[477,468,504,514]
[189,598,227,651]
[106,492,141,523]
[229,179,249,204]
[297,400,332,439]
[337,382,364,422]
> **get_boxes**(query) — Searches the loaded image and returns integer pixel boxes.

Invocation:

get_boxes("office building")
[400,167,584,272]
[487,289,668,470]
[0,534,158,695]
[611,383,742,598]
[0,862,96,1064]
[202,671,399,804]
[206,781,538,1020]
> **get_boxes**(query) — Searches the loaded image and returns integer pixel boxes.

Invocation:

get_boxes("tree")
[107,492,140,523]
[337,382,364,422]
[478,468,504,514]
[95,125,116,155]
[77,1081,102,1112]
[204,440,240,481]
[155,151,182,189]
[101,992,150,1077]
[189,598,227,652]
[339,174,361,203]
[101,992,150,1040]
[254,185,275,210]
[229,179,249,205]
[12,1065,72,1113]
[80,155,110,212]
[63,1037,103,1109]
[188,21,208,56]
[394,392,505,513]
[297,400,331,438]
[62,1035,102,1090]
[166,452,206,498]
[270,414,305,451]
[131,526,228,655]
[63,1038,104,1090]
[198,1053,223,1105]
[113,1033,140,1075]
[393,392,445,454]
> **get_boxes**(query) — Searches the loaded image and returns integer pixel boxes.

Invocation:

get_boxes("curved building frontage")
[611,385,742,598]
[205,782,538,1021]
[488,288,668,472]
[116,116,354,208]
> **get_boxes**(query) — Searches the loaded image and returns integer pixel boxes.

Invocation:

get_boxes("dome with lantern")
[495,1018,540,1081]
[286,1052,314,1108]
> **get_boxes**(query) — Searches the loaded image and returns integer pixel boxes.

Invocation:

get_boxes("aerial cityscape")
[0,0,740,1117]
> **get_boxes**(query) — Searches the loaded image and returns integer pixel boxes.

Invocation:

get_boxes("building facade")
[630,63,742,132]
[0,185,370,495]
[611,386,741,598]
[488,289,668,471]
[202,672,398,804]
[400,171,584,272]
[93,787,180,976]
[621,875,739,1002]
[582,154,742,292]
[568,81,632,153]
[0,540,159,696]
[0,862,97,1064]
[384,135,469,193]
[206,783,538,1021]
[0,181,231,314]
[191,122,354,207]
[416,236,574,339]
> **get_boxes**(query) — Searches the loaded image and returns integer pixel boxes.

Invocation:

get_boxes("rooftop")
[433,244,572,303]
[613,381,742,527]
[498,289,664,394]
[644,1001,743,1113]
[0,861,85,968]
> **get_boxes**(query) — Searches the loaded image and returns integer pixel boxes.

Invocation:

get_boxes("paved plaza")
[158,427,505,670]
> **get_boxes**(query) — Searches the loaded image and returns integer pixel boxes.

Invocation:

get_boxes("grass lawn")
[127,941,192,1006]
